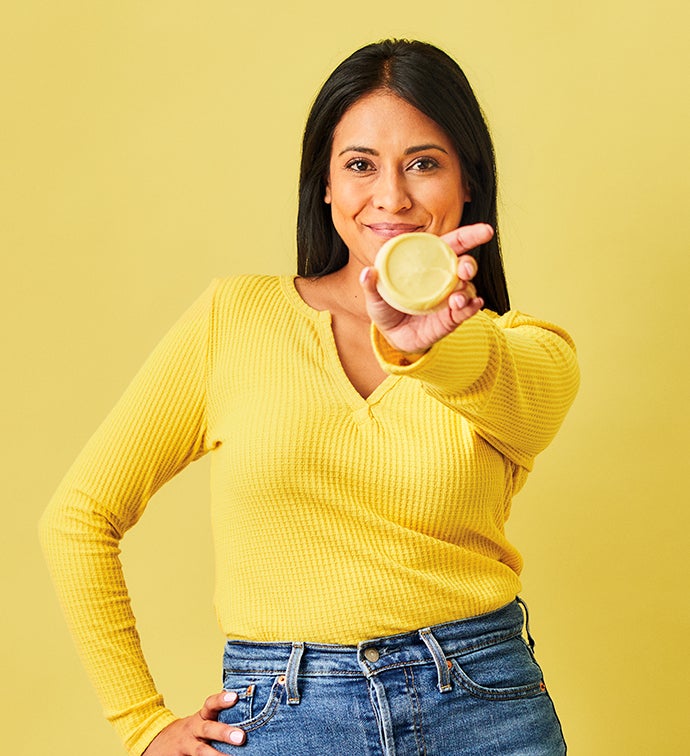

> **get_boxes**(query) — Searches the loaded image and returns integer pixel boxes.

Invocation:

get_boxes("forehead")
[332,91,453,148]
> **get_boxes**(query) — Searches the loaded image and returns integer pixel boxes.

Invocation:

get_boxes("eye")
[345,158,374,173]
[408,157,440,171]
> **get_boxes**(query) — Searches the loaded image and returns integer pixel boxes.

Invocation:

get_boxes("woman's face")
[325,90,469,270]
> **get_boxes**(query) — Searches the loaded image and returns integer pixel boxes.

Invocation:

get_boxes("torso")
[206,274,524,643]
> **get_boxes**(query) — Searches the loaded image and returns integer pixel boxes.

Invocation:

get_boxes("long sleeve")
[372,309,580,470]
[39,280,218,755]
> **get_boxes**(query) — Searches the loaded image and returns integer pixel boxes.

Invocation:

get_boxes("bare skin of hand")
[359,223,494,355]
[143,691,246,755]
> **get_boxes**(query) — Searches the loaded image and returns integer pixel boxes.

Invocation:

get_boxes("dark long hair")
[297,39,510,314]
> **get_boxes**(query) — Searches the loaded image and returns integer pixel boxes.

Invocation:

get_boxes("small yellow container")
[374,232,458,315]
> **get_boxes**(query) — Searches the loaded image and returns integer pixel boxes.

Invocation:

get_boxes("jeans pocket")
[220,675,258,722]
[218,673,285,731]
[449,635,547,700]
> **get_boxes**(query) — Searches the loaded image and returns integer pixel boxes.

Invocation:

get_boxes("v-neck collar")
[280,275,400,413]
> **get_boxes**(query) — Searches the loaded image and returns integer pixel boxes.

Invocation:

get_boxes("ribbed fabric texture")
[40,274,580,754]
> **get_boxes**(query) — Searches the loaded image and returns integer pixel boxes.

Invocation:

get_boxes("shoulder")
[486,309,577,352]
[205,275,298,338]
[209,274,287,315]
[212,274,283,300]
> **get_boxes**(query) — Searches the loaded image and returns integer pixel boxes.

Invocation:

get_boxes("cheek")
[328,183,363,218]
[430,191,464,225]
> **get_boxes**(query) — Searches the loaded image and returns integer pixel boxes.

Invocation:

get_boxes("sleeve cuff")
[370,326,431,369]
[125,708,179,756]
[371,313,493,395]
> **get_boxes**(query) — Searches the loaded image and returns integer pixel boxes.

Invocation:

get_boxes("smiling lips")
[365,223,424,239]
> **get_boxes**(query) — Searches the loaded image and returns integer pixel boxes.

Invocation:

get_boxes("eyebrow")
[337,143,449,157]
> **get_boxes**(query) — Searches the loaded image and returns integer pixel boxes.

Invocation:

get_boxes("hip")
[212,599,567,755]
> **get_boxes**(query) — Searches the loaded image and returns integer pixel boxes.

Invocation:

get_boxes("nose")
[372,169,412,213]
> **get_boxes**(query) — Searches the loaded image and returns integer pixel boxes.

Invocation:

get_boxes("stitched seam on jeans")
[365,632,519,677]
[445,628,524,659]
[223,666,360,677]
[449,661,546,701]
[404,666,427,756]
[364,628,524,676]
[222,677,284,732]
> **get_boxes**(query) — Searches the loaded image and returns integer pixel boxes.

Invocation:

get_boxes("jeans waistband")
[222,599,530,688]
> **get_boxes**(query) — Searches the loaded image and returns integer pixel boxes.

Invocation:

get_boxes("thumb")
[359,267,406,329]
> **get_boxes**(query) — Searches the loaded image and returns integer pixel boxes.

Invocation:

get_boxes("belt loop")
[516,596,536,655]
[419,628,452,693]
[284,642,304,705]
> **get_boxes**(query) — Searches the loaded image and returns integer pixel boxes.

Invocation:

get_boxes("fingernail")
[223,691,238,704]
[453,294,467,308]
[359,267,370,284]
[462,262,474,278]
[229,729,245,745]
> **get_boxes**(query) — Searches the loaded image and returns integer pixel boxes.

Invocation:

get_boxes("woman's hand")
[359,223,493,355]
[143,691,246,755]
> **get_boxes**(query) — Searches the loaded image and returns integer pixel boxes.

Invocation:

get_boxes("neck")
[325,262,370,320]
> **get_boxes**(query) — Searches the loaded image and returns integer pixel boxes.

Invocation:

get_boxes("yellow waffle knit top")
[40,274,580,754]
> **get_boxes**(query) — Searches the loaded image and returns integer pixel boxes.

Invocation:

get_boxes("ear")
[324,179,331,204]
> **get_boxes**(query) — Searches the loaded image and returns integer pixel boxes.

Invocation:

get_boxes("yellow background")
[2,1,688,753]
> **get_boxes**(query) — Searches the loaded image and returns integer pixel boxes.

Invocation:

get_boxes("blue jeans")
[212,599,566,755]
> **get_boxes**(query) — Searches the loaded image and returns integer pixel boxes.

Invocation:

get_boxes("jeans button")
[364,647,380,662]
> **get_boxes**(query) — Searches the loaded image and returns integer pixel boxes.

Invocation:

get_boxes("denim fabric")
[211,600,566,755]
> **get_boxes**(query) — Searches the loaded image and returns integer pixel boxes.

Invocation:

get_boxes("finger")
[449,294,484,325]
[449,285,478,309]
[196,718,247,747]
[359,267,406,329]
[359,266,380,298]
[358,266,386,314]
[451,275,477,302]
[199,690,239,720]
[456,255,478,282]
[442,223,494,256]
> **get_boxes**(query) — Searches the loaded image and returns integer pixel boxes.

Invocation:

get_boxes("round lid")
[374,232,458,314]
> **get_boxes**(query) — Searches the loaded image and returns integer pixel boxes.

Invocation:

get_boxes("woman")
[40,39,579,755]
